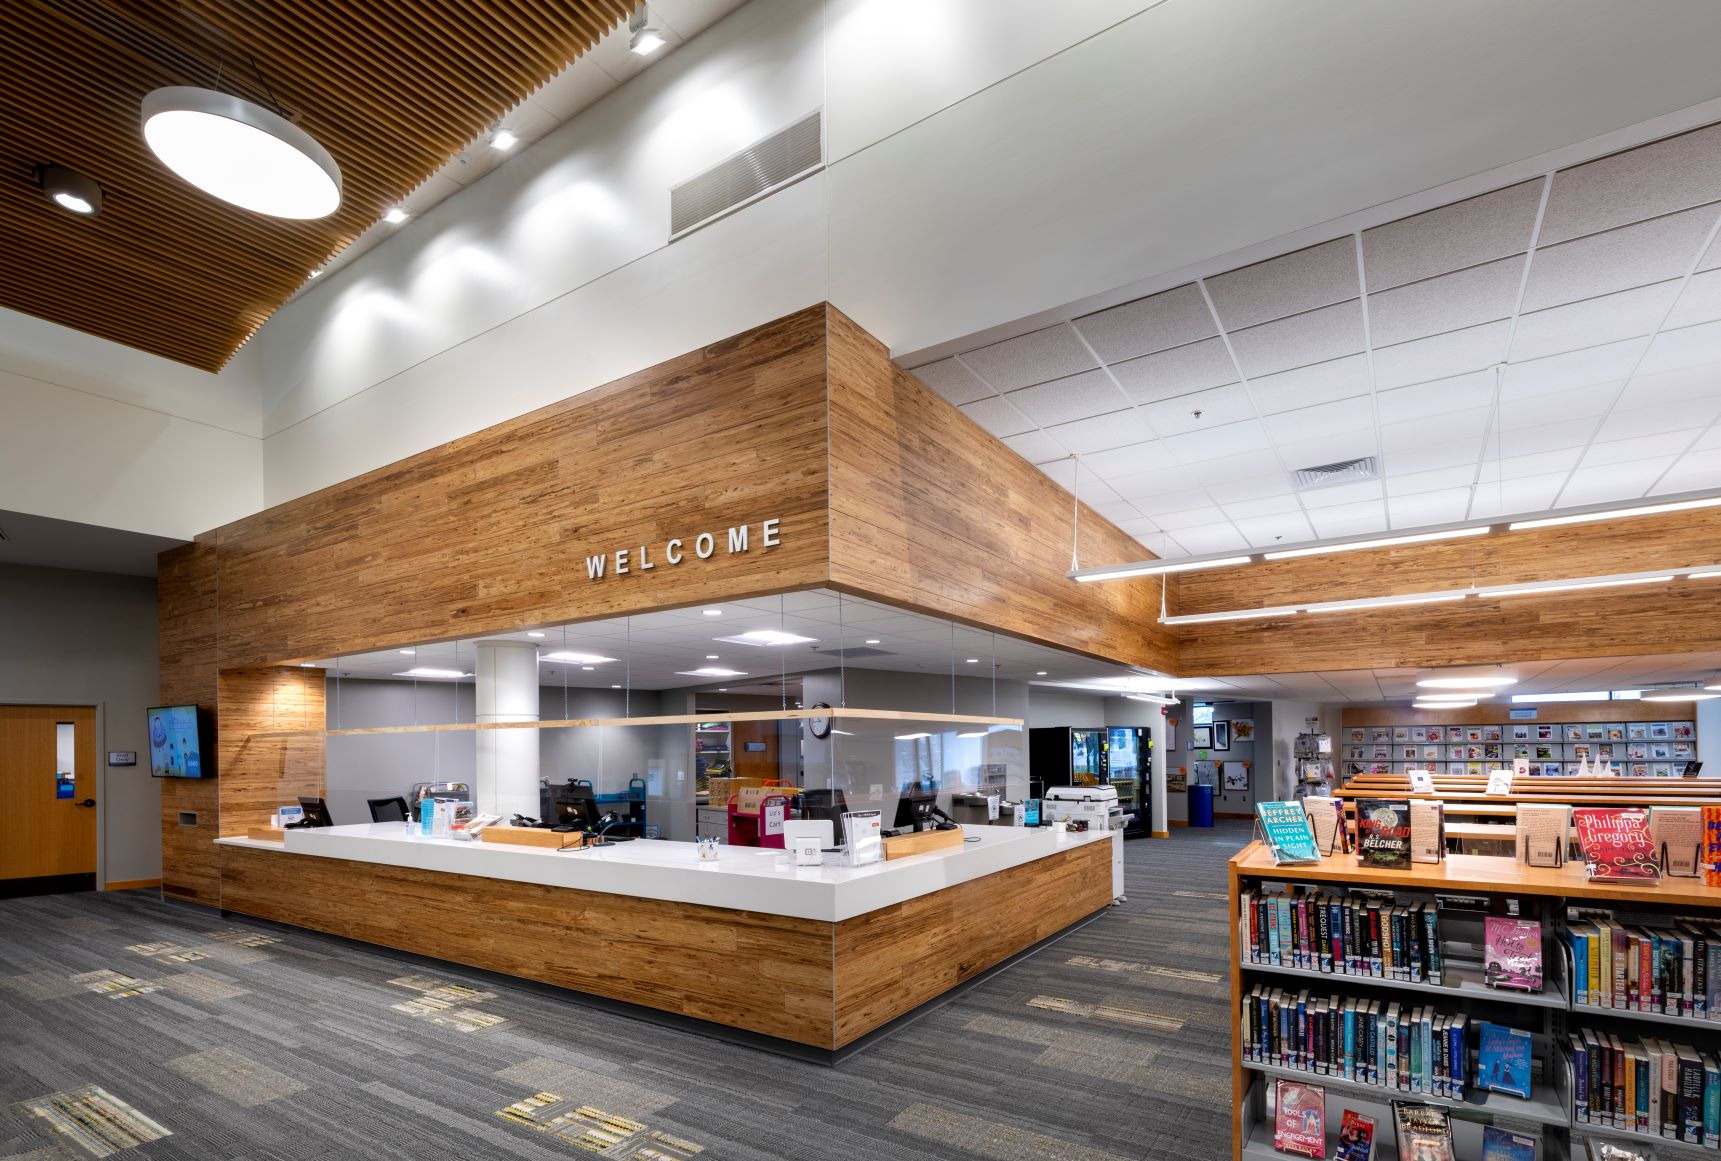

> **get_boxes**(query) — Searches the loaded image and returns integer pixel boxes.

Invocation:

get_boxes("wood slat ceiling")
[0,0,632,371]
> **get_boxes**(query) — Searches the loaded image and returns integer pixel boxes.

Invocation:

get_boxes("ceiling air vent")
[1292,456,1379,491]
[670,109,823,241]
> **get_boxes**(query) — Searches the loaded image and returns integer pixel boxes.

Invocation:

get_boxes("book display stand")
[1229,842,1721,1161]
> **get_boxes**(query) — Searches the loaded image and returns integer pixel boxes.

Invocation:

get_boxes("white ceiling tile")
[1175,452,1285,489]
[1539,123,1721,245]
[1667,268,1721,330]
[1692,427,1721,451]
[1072,283,1216,364]
[1044,408,1158,455]
[1162,418,1272,464]
[1250,354,1371,415]
[1298,479,1384,509]
[1152,505,1229,531]
[1580,431,1695,468]
[1366,255,1525,348]
[1103,459,1189,498]
[1272,431,1377,474]
[1386,487,1472,528]
[1385,466,1476,497]
[1374,369,1496,426]
[1167,524,1253,555]
[1261,398,1373,444]
[1222,493,1304,520]
[957,395,1035,438]
[1000,430,1069,465]
[1205,473,1295,505]
[1003,369,1130,426]
[1073,465,1122,505]
[1639,319,1721,377]
[908,357,994,405]
[1496,379,1619,427]
[1469,472,1568,517]
[1307,499,1390,539]
[1382,437,1483,475]
[1500,337,1646,399]
[1109,337,1237,404]
[1139,383,1256,436]
[1497,418,1600,458]
[1112,519,1160,543]
[522,59,620,121]
[1370,320,1510,391]
[1231,510,1316,547]
[1091,499,1141,524]
[1521,205,1717,312]
[1205,238,1359,331]
[962,323,1098,391]
[1475,448,1583,482]
[1379,406,1491,452]
[1229,299,1365,379]
[1362,179,1542,291]
[1655,447,1721,494]
[1597,404,1721,443]
[1508,280,1680,363]
[1555,457,1680,506]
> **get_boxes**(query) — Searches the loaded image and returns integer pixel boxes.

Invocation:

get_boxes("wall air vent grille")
[669,109,823,240]
[1292,456,1379,491]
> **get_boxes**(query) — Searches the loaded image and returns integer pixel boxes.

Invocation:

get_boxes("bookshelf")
[1229,843,1721,1161]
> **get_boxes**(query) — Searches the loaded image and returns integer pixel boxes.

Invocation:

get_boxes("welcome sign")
[585,517,782,580]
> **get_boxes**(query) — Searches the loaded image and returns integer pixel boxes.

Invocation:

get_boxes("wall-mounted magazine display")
[1257,801,1321,865]
[1572,807,1661,883]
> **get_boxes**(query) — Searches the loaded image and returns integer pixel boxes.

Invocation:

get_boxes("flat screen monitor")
[554,788,600,829]
[801,788,850,847]
[297,796,334,827]
[147,705,204,779]
[892,789,937,832]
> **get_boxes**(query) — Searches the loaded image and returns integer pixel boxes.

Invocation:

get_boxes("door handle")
[76,798,96,808]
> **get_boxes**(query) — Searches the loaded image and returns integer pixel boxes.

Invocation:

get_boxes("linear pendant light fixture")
[1262,526,1488,561]
[142,87,341,218]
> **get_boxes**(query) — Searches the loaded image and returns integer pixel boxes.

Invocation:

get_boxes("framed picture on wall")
[1212,721,1231,751]
[1231,719,1256,742]
[1191,726,1211,749]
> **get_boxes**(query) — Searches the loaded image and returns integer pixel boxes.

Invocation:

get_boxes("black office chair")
[368,796,410,823]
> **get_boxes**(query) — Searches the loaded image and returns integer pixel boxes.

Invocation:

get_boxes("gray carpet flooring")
[0,822,1251,1161]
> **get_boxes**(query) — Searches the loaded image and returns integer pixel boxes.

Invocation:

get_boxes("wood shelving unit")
[1229,842,1721,1161]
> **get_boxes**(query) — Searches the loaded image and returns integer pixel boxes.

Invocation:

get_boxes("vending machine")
[1103,726,1153,837]
[1028,726,1153,836]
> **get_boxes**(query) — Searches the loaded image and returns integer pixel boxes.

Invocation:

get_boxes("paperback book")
[1651,806,1703,877]
[1409,800,1444,865]
[1259,801,1322,865]
[1483,917,1543,993]
[1275,1078,1326,1158]
[1303,796,1346,856]
[1333,1110,1374,1161]
[1477,1022,1533,1099]
[1481,1126,1537,1161]
[1392,1103,1454,1161]
[1514,803,1568,868]
[1356,799,1412,870]
[1706,806,1721,887]
[1572,807,1662,882]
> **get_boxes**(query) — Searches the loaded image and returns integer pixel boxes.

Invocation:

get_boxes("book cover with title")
[1483,917,1543,993]
[1333,1110,1374,1161]
[1572,807,1662,882]
[1275,1078,1326,1158]
[1257,801,1321,864]
[1356,799,1412,869]
[1477,1022,1533,1099]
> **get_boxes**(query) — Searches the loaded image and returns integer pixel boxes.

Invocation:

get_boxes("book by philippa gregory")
[1571,807,1662,882]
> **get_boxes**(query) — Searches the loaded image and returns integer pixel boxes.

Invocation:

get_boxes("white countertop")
[214,822,1113,922]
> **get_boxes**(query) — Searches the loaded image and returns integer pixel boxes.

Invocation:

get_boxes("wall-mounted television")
[147,705,206,779]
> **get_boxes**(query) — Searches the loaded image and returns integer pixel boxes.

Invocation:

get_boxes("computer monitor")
[800,788,849,846]
[553,787,600,829]
[297,796,334,828]
[892,789,938,833]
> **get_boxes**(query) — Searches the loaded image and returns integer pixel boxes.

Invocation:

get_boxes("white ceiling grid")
[911,123,1721,560]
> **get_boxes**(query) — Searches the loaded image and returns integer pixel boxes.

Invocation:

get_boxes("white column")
[1150,716,1169,838]
[476,640,540,817]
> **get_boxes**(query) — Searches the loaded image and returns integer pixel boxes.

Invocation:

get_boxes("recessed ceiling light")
[1415,671,1518,690]
[706,654,719,660]
[957,731,988,738]
[141,87,341,218]
[299,662,315,668]
[676,667,747,678]
[717,687,729,692]
[398,649,416,655]
[307,268,321,279]
[395,667,467,679]
[542,651,615,665]
[717,629,818,647]
[383,207,409,224]
[895,732,932,741]
[865,639,881,645]
[610,684,622,690]
[36,165,104,216]
[628,5,666,54]
[702,609,722,617]
[1413,698,1476,709]
[965,658,980,664]
[1035,671,1048,676]
[489,127,519,151]
[526,631,546,638]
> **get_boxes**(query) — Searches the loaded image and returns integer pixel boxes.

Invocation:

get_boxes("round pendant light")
[141,87,341,219]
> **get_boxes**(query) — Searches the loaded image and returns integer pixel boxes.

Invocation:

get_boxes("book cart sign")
[584,518,783,581]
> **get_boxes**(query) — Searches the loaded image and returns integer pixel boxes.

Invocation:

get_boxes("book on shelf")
[1483,916,1543,993]
[1274,1078,1326,1158]
[1258,801,1323,865]
[1303,796,1347,856]
[1650,805,1703,877]
[1477,1021,1533,1099]
[1705,806,1721,887]
[1409,800,1444,865]
[1480,1125,1536,1161]
[1569,1030,1717,1144]
[1356,799,1412,869]
[1333,1110,1374,1161]
[1391,1102,1454,1161]
[1238,888,1442,985]
[1241,985,1466,1098]
[1514,803,1569,868]
[1573,807,1662,882]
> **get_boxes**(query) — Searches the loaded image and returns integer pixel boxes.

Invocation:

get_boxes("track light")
[629,5,666,54]
[36,165,103,216]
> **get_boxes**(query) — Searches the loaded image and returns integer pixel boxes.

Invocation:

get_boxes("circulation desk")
[213,823,1115,1057]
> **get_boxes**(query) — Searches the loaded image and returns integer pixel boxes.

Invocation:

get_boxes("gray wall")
[0,562,160,884]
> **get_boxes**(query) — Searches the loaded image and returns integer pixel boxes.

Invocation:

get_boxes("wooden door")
[731,720,780,778]
[0,705,97,890]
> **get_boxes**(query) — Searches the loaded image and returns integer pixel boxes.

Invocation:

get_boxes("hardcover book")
[1483,917,1544,992]
[1333,1110,1373,1161]
[1258,801,1322,865]
[1392,1103,1454,1161]
[1481,1126,1537,1161]
[1573,807,1662,882]
[1275,1078,1326,1158]
[1356,799,1412,869]
[1650,806,1703,877]
[1477,1022,1534,1099]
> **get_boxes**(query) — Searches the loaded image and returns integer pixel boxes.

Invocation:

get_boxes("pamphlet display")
[1274,1078,1326,1158]
[1572,807,1662,882]
[1256,801,1321,865]
[842,810,883,866]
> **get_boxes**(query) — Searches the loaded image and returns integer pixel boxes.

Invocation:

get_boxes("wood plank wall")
[825,307,1177,671]
[1175,508,1721,674]
[157,541,222,905]
[217,667,327,838]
